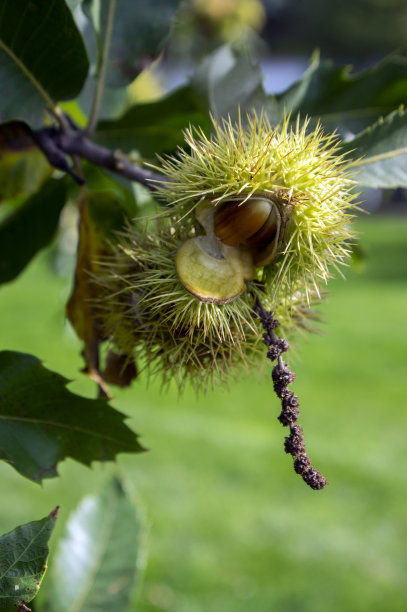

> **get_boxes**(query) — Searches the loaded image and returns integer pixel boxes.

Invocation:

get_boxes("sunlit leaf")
[0,151,51,204]
[343,108,407,188]
[0,508,58,611]
[42,479,145,612]
[0,351,145,484]
[0,122,51,202]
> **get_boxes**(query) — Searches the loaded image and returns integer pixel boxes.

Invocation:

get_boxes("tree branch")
[33,125,167,190]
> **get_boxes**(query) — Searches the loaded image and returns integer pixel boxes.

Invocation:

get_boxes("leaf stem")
[355,146,407,167]
[87,0,117,135]
[0,39,66,129]
[35,125,167,189]
[1,121,169,189]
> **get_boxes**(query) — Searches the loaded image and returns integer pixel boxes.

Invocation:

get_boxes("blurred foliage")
[0,151,51,204]
[261,0,407,60]
[40,479,144,612]
[162,0,407,62]
[168,0,266,58]
[275,53,407,132]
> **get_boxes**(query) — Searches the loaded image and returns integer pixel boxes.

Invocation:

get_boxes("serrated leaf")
[0,178,67,285]
[193,44,276,122]
[0,0,89,126]
[42,479,145,612]
[95,0,180,89]
[343,109,407,188]
[0,351,145,483]
[0,508,58,611]
[276,54,407,132]
[94,86,211,157]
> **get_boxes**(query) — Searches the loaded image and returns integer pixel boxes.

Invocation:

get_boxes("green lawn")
[1,216,407,612]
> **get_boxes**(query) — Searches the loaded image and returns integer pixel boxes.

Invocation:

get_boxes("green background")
[0,215,406,612]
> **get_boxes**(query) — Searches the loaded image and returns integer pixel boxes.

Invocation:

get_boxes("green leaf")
[77,76,129,123]
[0,122,52,203]
[0,178,67,285]
[193,44,276,123]
[0,151,51,205]
[0,351,145,484]
[70,1,128,121]
[0,508,58,611]
[43,479,145,612]
[343,108,407,188]
[96,0,180,89]
[95,86,211,157]
[0,0,89,126]
[66,0,82,12]
[276,53,407,131]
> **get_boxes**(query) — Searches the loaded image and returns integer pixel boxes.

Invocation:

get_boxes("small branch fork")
[32,122,166,189]
[1,118,167,190]
[253,297,327,490]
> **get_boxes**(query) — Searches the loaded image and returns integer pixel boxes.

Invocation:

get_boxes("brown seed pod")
[213,196,283,266]
[175,196,285,304]
[213,198,274,246]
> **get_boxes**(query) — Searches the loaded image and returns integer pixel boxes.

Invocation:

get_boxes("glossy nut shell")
[213,196,283,266]
[214,198,273,247]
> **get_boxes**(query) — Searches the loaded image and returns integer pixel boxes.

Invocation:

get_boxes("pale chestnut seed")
[222,244,254,280]
[175,237,249,304]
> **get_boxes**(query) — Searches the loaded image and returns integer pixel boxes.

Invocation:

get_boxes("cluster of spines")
[154,112,357,306]
[93,221,269,393]
[254,297,327,490]
[154,113,351,207]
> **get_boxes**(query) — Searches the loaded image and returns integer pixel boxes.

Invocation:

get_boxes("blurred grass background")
[0,215,406,612]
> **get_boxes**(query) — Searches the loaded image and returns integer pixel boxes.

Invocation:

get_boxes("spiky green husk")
[95,218,318,392]
[96,113,357,392]
[154,113,357,301]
